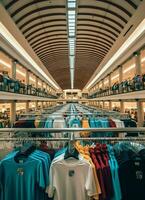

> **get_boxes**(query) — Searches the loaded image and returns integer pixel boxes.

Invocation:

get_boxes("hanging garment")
[74,141,101,196]
[81,119,90,137]
[0,151,47,200]
[121,119,138,136]
[89,117,96,128]
[89,148,106,200]
[112,119,126,137]
[107,145,122,200]
[69,117,81,128]
[0,149,51,200]
[69,117,82,137]
[13,119,35,128]
[47,157,100,200]
[114,143,145,200]
[52,117,67,148]
[94,144,114,200]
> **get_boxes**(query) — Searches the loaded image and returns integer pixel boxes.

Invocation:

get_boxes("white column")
[137,101,144,127]
[26,101,29,112]
[26,70,30,85]
[120,100,124,113]
[10,102,16,125]
[35,101,38,110]
[12,60,16,79]
[119,65,123,82]
[109,101,112,110]
[102,80,105,90]
[109,73,112,88]
[36,77,38,88]
[42,81,44,89]
[135,52,141,75]
[103,101,105,109]
[10,61,17,125]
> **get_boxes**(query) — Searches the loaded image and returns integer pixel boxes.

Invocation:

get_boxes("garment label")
[136,170,143,180]
[17,168,24,176]
[134,161,140,166]
[19,160,24,164]
[69,170,75,177]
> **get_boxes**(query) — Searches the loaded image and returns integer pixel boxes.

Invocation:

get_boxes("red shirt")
[90,148,106,200]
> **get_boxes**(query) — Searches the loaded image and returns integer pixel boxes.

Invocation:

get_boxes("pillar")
[12,60,16,79]
[102,80,105,90]
[98,101,100,108]
[10,102,16,125]
[10,61,17,125]
[102,80,105,96]
[135,52,141,75]
[109,101,112,110]
[137,101,144,127]
[42,81,44,89]
[120,100,124,113]
[36,77,38,88]
[109,73,112,88]
[103,101,105,109]
[26,101,29,112]
[35,101,38,110]
[119,65,123,83]
[26,70,30,85]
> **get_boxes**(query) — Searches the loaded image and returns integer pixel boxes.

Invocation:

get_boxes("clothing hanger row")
[0,137,145,142]
[1,127,144,133]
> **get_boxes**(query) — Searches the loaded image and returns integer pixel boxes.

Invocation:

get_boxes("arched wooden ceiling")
[1,0,142,89]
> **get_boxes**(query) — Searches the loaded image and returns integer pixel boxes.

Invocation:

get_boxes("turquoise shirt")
[0,155,45,200]
[108,145,122,200]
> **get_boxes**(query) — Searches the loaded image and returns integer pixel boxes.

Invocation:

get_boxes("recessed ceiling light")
[68,10,75,15]
[67,0,77,89]
[68,2,76,8]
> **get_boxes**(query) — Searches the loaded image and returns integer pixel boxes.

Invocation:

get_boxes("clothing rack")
[0,128,145,142]
[0,127,145,133]
[0,137,145,142]
[18,112,129,118]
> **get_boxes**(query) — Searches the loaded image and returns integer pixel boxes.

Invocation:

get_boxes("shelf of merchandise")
[0,91,57,101]
[89,90,145,101]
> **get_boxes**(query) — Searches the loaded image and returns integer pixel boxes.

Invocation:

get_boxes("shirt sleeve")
[46,164,55,198]
[37,161,45,189]
[85,164,100,199]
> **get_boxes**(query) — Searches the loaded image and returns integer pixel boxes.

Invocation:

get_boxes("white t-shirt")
[112,119,126,137]
[47,158,99,200]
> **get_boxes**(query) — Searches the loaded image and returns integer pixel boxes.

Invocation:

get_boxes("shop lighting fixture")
[0,59,11,68]
[38,82,42,86]
[67,0,77,89]
[70,68,74,89]
[111,74,119,81]
[30,77,36,82]
[68,0,76,8]
[141,57,145,62]
[86,19,145,89]
[16,69,26,77]
[0,22,59,89]
[123,64,135,73]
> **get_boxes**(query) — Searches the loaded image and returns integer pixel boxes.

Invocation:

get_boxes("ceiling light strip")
[0,22,59,89]
[67,0,77,89]
[86,19,145,89]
